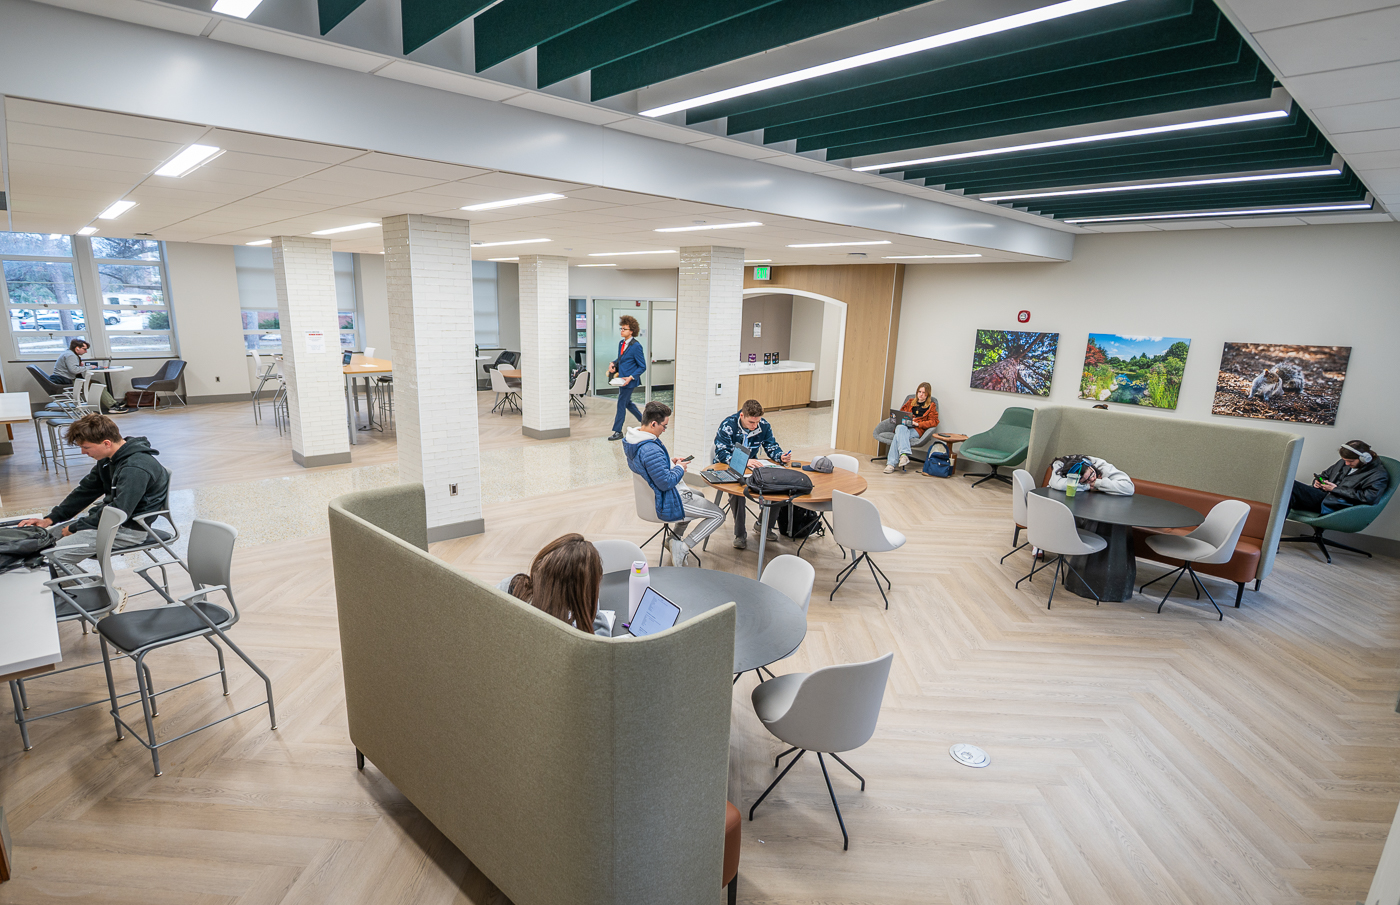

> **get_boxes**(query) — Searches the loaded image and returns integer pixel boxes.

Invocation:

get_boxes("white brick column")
[673,246,744,462]
[383,214,484,541]
[271,236,351,468]
[518,254,570,440]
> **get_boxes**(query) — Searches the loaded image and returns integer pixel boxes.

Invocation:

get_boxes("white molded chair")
[796,454,859,557]
[631,474,697,567]
[1139,499,1250,620]
[569,369,590,416]
[740,555,817,682]
[250,348,277,423]
[363,346,375,358]
[999,469,1035,564]
[593,538,646,574]
[829,490,905,609]
[489,368,520,415]
[749,652,894,850]
[1016,493,1107,608]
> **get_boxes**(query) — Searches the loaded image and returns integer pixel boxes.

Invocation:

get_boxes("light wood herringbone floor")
[1,400,1398,904]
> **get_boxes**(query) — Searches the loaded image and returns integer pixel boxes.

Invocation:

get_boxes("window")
[91,238,173,356]
[236,247,361,352]
[1,233,87,358]
[473,261,500,347]
[333,252,358,351]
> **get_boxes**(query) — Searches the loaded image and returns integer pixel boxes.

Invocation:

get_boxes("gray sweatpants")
[675,489,726,551]
[47,525,148,566]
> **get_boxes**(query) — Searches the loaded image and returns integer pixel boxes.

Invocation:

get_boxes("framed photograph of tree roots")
[1079,334,1191,409]
[1212,342,1351,425]
[970,330,1059,396]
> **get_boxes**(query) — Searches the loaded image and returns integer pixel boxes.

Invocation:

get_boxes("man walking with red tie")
[607,315,647,440]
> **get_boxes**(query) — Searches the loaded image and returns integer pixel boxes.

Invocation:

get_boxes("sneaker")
[671,539,690,567]
[883,463,895,474]
[732,534,748,550]
[899,454,910,469]
[608,431,623,441]
[107,405,131,414]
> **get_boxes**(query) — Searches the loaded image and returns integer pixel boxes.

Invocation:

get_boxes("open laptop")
[701,445,751,484]
[889,408,917,426]
[624,586,682,637]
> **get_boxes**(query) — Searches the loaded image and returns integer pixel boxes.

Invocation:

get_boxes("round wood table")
[1029,487,1202,601]
[599,567,807,674]
[702,461,868,578]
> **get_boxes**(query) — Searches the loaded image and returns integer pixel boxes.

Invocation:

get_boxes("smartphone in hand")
[680,455,694,463]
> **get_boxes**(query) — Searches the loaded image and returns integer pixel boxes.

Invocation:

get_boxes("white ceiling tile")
[1299,211,1396,223]
[342,153,489,181]
[1253,6,1400,76]
[1222,0,1400,32]
[30,0,214,34]
[6,122,187,162]
[1329,126,1400,153]
[1223,217,1308,227]
[1314,97,1400,134]
[207,20,385,73]
[1359,165,1400,190]
[1346,148,1400,168]
[1285,60,1400,109]
[686,138,787,161]
[1148,220,1234,230]
[198,151,330,180]
[760,155,840,174]
[463,172,587,194]
[201,129,365,164]
[5,99,205,144]
[605,118,708,144]
[504,92,631,126]
[374,60,527,103]
[1076,223,1162,232]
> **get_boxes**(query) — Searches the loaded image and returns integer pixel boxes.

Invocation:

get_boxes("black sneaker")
[106,405,131,414]
[608,431,624,441]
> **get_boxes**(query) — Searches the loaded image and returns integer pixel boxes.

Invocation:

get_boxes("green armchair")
[960,406,1035,487]
[1280,456,1398,563]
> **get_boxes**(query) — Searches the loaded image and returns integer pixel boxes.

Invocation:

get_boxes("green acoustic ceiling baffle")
[474,0,639,73]
[402,0,496,55]
[318,0,368,34]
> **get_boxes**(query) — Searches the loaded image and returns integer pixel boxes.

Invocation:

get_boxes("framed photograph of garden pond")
[970,330,1059,396]
[1079,334,1191,409]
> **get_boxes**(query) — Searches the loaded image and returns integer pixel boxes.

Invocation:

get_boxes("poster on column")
[305,331,326,354]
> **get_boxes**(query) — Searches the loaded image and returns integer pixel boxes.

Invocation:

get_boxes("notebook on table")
[701,446,751,484]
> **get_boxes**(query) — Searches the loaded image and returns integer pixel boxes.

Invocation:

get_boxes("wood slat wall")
[745,264,904,455]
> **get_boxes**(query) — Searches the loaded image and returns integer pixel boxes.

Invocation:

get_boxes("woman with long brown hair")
[504,533,606,635]
[874,381,939,473]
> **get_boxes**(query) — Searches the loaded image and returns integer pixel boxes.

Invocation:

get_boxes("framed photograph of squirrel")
[1212,343,1351,425]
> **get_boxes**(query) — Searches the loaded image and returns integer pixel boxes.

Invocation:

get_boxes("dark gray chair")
[25,365,75,470]
[130,359,187,411]
[872,394,942,468]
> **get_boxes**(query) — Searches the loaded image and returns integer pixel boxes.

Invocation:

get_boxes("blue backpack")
[921,441,954,478]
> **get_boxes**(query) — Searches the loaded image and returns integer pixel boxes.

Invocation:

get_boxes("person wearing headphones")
[1290,441,1389,514]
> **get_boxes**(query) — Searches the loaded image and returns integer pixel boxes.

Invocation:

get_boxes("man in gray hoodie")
[19,413,169,566]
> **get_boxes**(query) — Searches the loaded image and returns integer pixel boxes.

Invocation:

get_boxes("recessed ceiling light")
[462,193,566,212]
[487,257,519,262]
[655,221,763,232]
[97,200,137,220]
[980,169,1343,202]
[246,239,272,246]
[1064,202,1374,224]
[787,240,891,248]
[472,238,551,248]
[854,110,1290,173]
[211,0,264,17]
[77,227,98,236]
[577,263,617,267]
[744,259,772,263]
[312,222,379,235]
[154,144,225,178]
[883,254,982,259]
[642,0,1131,118]
[588,250,678,257]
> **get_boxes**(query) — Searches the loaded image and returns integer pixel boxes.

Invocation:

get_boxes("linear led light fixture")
[745,259,772,263]
[246,239,272,246]
[854,110,1291,173]
[462,193,565,212]
[576,263,616,267]
[588,249,678,256]
[312,222,378,235]
[77,227,98,236]
[641,0,1130,118]
[1064,202,1374,224]
[883,253,982,259]
[787,240,891,248]
[981,169,1343,202]
[655,221,763,232]
[154,144,224,178]
[97,200,137,220]
[472,238,551,247]
[211,0,264,17]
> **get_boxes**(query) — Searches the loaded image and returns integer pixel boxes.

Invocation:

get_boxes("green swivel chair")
[960,407,1034,487]
[1280,456,1398,563]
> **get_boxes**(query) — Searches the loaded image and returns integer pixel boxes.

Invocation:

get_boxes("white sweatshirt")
[1047,456,1135,496]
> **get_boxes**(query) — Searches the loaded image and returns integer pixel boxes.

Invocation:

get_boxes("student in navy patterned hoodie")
[712,399,789,550]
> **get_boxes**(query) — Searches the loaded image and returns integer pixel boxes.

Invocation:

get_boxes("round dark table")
[599,567,806,674]
[1029,487,1203,601]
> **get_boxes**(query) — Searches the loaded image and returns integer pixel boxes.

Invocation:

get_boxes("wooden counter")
[737,368,812,411]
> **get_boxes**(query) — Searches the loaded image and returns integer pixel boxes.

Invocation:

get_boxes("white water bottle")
[627,561,650,622]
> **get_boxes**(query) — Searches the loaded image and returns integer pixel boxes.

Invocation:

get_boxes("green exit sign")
[753,265,771,280]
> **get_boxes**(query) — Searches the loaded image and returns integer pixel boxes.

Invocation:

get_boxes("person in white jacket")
[1047,454,1135,496]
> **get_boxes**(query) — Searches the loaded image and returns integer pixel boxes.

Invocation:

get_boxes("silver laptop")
[702,446,751,484]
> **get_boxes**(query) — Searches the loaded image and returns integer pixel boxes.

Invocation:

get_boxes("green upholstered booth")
[1282,456,1400,562]
[1026,406,1303,583]
[328,484,735,905]
[960,406,1035,487]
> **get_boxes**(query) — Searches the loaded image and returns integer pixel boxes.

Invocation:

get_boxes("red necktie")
[620,340,625,355]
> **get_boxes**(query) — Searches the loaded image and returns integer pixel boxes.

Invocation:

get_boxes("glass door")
[592,300,649,399]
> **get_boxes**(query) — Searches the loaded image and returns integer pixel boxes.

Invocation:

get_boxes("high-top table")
[0,392,33,462]
[598,567,806,675]
[702,461,868,578]
[343,356,392,445]
[1029,487,1202,601]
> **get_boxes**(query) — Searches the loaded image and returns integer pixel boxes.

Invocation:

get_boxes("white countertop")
[0,568,61,680]
[1,392,33,424]
[738,360,815,375]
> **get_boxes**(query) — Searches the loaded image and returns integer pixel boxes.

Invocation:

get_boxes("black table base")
[1066,520,1135,602]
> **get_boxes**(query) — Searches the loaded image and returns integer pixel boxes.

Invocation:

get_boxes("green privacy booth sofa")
[1281,456,1400,563]
[960,406,1035,487]
[328,483,735,905]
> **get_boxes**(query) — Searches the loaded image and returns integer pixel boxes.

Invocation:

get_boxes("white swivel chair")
[631,474,697,567]
[489,368,520,415]
[1016,493,1107,608]
[569,369,590,416]
[796,453,859,557]
[749,652,894,850]
[999,469,1036,564]
[593,538,646,574]
[1139,499,1250,621]
[739,554,817,682]
[829,490,905,609]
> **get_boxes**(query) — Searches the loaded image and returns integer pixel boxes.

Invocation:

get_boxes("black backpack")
[774,504,823,539]
[745,466,813,498]
[0,525,57,573]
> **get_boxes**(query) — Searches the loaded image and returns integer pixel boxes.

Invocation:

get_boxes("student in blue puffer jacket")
[623,400,726,567]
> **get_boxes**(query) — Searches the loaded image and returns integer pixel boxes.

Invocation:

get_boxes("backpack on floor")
[922,441,955,478]
[125,390,158,408]
[774,504,823,540]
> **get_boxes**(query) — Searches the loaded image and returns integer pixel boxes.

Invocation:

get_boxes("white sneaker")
[898,454,910,469]
[883,463,895,474]
[671,539,690,567]
[732,534,748,550]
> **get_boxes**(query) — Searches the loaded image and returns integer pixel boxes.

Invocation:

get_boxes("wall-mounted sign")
[305,331,326,354]
[753,322,762,337]
[753,265,771,280]
[1017,310,1030,323]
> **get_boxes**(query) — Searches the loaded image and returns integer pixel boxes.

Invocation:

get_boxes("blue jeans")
[611,382,642,432]
[887,424,925,465]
